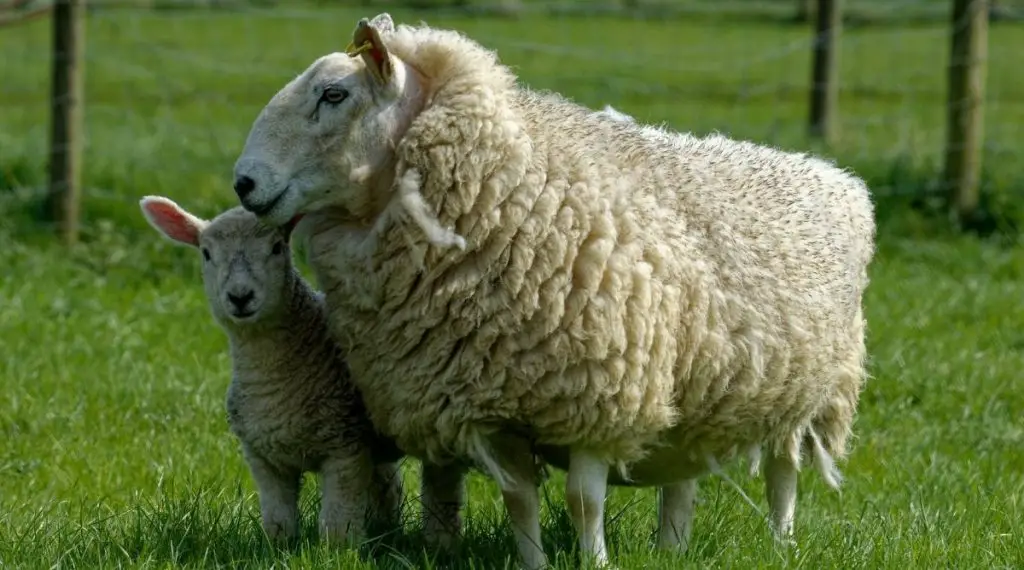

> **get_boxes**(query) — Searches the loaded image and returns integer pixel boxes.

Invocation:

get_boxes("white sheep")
[138,196,466,549]
[230,13,875,569]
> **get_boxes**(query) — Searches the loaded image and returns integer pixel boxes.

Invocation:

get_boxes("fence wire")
[1,0,1022,240]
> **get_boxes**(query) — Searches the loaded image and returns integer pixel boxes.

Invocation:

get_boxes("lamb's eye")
[272,241,284,255]
[201,248,211,262]
[321,86,348,105]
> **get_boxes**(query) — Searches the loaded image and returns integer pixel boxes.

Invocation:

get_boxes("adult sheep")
[231,13,876,569]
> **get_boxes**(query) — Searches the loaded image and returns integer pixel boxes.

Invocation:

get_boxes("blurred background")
[3,0,1023,243]
[1,1,1022,568]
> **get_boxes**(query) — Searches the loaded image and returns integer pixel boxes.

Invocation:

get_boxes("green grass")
[1,5,1023,569]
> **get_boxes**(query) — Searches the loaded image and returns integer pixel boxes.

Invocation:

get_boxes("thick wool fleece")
[304,24,875,470]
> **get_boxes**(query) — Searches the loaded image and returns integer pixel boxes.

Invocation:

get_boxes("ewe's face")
[199,212,294,326]
[233,26,419,229]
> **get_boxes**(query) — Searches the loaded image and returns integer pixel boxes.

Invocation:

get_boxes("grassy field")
[2,5,1024,569]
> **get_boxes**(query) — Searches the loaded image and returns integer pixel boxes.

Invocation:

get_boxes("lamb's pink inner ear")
[142,199,201,247]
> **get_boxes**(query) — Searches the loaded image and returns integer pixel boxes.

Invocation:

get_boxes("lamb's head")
[140,196,301,328]
[232,12,424,229]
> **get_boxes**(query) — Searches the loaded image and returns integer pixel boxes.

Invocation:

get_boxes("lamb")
[230,13,876,569]
[138,196,466,549]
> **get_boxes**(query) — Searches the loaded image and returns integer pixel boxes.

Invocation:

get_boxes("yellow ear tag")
[345,40,385,84]
[345,41,370,56]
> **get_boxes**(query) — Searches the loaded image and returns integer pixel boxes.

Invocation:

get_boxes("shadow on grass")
[0,476,771,569]
[0,481,571,569]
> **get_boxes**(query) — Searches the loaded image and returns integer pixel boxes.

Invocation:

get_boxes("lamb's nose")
[234,175,256,200]
[227,290,255,310]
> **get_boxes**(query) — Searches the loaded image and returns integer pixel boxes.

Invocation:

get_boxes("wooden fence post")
[808,0,842,144]
[943,0,988,225]
[45,0,85,246]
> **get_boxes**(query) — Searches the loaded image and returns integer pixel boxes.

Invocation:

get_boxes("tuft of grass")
[1,5,1023,569]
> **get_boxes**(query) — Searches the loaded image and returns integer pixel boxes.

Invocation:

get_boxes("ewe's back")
[514,88,875,319]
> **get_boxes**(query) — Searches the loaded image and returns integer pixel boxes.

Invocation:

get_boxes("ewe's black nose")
[234,175,256,200]
[227,290,255,310]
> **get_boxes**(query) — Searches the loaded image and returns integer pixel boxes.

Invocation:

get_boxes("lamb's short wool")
[231,14,875,568]
[139,196,464,548]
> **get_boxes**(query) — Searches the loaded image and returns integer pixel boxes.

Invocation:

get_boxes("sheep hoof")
[262,520,297,544]
[775,535,798,554]
[260,505,299,544]
[424,526,460,551]
[319,517,365,548]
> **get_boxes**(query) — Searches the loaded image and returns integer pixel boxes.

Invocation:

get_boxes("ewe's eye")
[272,241,284,255]
[321,86,348,106]
[201,248,211,262]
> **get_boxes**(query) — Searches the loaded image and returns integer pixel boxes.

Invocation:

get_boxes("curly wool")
[304,23,875,470]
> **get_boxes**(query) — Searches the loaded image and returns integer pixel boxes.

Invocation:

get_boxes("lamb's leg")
[656,478,698,552]
[318,450,375,546]
[482,434,546,570]
[565,448,611,567]
[420,461,467,550]
[369,460,404,531]
[764,452,798,541]
[244,449,302,542]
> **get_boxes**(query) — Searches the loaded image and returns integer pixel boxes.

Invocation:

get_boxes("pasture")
[1,4,1023,568]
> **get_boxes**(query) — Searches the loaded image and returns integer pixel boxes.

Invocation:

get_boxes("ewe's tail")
[807,428,843,489]
[810,308,869,490]
[746,427,844,491]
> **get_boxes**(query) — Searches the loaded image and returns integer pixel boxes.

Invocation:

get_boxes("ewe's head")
[232,13,423,228]
[140,196,300,328]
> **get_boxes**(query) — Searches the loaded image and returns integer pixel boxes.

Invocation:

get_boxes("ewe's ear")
[369,12,395,34]
[139,195,206,247]
[348,17,393,87]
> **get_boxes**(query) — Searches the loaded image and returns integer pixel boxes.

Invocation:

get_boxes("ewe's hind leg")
[656,478,698,552]
[481,434,547,570]
[420,462,467,550]
[243,449,302,542]
[318,450,375,546]
[566,449,611,567]
[764,452,798,541]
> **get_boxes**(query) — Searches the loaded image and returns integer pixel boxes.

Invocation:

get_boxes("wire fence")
[1,0,1021,244]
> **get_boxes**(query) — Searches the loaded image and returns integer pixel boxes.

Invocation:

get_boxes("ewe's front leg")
[656,478,698,552]
[420,461,467,550]
[482,434,547,570]
[244,449,302,542]
[764,452,798,543]
[318,450,375,546]
[566,449,611,567]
